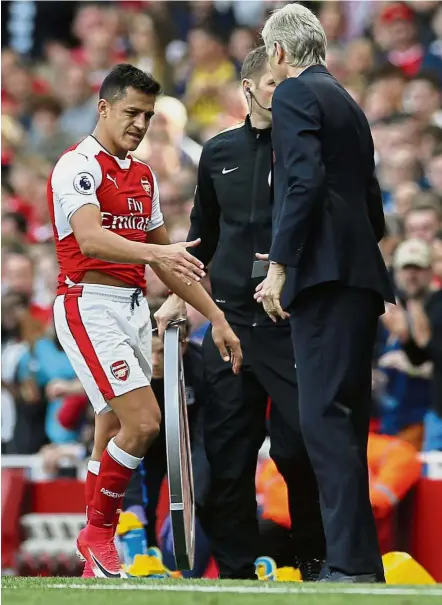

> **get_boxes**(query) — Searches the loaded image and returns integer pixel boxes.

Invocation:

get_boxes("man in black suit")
[256,3,396,583]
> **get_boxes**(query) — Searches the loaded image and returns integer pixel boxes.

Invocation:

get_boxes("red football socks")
[88,440,141,529]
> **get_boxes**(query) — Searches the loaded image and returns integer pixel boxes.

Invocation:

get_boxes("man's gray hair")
[261,3,327,68]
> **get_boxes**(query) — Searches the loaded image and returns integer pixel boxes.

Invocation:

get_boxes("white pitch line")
[45,582,442,597]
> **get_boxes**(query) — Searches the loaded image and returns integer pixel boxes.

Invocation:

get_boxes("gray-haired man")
[256,3,395,583]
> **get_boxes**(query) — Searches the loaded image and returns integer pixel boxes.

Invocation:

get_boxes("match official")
[156,47,324,581]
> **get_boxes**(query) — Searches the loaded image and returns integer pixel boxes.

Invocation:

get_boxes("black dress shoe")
[297,559,325,582]
[320,570,378,583]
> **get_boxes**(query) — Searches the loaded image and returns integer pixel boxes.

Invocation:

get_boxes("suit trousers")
[289,282,384,578]
[200,323,325,579]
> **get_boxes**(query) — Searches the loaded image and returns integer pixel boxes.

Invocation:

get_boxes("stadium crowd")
[1,0,442,567]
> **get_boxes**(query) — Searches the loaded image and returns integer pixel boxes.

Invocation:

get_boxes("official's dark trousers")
[200,324,325,579]
[289,282,384,579]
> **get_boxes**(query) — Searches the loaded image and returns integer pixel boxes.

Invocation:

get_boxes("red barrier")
[410,477,442,582]
[1,469,26,570]
[29,479,85,514]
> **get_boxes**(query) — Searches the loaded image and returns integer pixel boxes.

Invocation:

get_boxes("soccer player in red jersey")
[48,64,242,578]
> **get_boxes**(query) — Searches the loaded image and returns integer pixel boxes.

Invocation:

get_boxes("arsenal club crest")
[111,360,130,381]
[141,176,151,196]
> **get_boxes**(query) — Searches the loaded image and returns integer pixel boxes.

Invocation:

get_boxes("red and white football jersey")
[47,136,164,295]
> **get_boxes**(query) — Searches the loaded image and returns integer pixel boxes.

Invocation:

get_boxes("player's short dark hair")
[241,46,269,81]
[99,64,162,103]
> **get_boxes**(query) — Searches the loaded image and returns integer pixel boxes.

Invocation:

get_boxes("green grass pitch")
[2,577,442,605]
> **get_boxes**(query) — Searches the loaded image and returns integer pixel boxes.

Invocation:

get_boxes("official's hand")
[154,294,187,340]
[149,240,205,285]
[255,252,269,262]
[254,262,290,322]
[211,317,243,374]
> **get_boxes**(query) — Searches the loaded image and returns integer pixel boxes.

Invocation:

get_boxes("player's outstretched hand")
[211,317,243,374]
[150,239,205,285]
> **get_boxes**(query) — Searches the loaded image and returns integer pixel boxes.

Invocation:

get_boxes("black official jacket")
[188,116,278,327]
[270,66,395,310]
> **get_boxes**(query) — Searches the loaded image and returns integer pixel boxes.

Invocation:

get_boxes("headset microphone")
[246,87,272,113]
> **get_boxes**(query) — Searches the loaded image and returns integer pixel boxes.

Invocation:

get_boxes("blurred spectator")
[16,323,84,445]
[426,148,442,195]
[1,113,26,167]
[136,95,202,167]
[57,65,98,139]
[377,144,423,212]
[28,94,74,164]
[392,181,421,218]
[2,251,52,325]
[404,197,442,242]
[180,26,236,137]
[5,154,54,244]
[1,292,29,451]
[70,4,127,92]
[229,27,257,73]
[1,212,28,247]
[420,125,442,164]
[403,71,442,125]
[167,1,236,43]
[376,2,442,78]
[383,291,442,451]
[345,38,375,82]
[378,239,435,449]
[432,232,442,289]
[127,12,173,93]
[1,57,49,127]
[367,66,408,121]
[319,1,346,46]
[3,304,48,455]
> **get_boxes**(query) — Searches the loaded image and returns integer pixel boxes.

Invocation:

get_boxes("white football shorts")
[53,283,152,414]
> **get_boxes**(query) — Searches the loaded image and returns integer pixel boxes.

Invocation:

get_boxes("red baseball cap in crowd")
[380,2,414,25]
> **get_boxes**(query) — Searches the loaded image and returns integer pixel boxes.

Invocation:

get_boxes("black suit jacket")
[270,65,395,309]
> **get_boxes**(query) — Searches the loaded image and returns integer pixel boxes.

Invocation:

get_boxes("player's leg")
[53,289,159,578]
[82,411,120,578]
[86,386,161,527]
[78,387,160,578]
[85,411,120,521]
